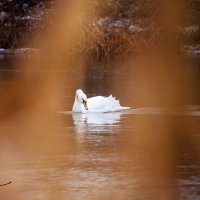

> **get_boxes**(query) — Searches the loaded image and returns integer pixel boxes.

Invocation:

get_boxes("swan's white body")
[72,89,130,113]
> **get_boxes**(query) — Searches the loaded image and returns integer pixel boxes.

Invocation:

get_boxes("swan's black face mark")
[0,181,11,186]
[82,100,88,110]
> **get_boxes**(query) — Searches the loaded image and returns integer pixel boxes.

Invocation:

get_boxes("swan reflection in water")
[72,112,123,139]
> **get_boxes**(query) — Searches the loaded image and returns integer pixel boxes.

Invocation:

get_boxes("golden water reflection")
[10,110,199,200]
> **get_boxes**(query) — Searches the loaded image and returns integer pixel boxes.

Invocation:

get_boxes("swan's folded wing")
[87,95,130,112]
[87,96,108,111]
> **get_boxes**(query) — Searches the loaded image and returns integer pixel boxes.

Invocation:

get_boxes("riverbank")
[0,0,200,61]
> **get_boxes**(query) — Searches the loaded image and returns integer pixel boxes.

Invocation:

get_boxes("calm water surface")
[0,55,200,200]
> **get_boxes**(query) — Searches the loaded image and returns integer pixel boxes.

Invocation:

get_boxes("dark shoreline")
[0,0,200,58]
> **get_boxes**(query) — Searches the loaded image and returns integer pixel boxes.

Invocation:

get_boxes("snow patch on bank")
[0,48,39,54]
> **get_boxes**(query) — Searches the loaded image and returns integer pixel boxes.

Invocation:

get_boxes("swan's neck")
[72,96,83,112]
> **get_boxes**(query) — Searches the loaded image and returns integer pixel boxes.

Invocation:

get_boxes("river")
[0,54,200,200]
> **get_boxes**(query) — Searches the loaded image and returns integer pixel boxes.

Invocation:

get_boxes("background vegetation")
[0,0,53,48]
[0,0,199,59]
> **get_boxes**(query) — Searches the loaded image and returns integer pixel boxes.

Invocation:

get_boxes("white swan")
[72,89,130,113]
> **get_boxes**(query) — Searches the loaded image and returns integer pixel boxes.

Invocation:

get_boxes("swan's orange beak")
[83,101,88,110]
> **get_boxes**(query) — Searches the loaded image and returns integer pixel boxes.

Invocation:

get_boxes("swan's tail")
[107,95,130,111]
[107,95,120,107]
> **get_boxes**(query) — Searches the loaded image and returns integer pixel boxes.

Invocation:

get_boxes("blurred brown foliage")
[0,0,91,199]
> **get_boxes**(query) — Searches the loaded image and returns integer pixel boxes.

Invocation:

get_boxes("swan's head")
[76,89,88,110]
